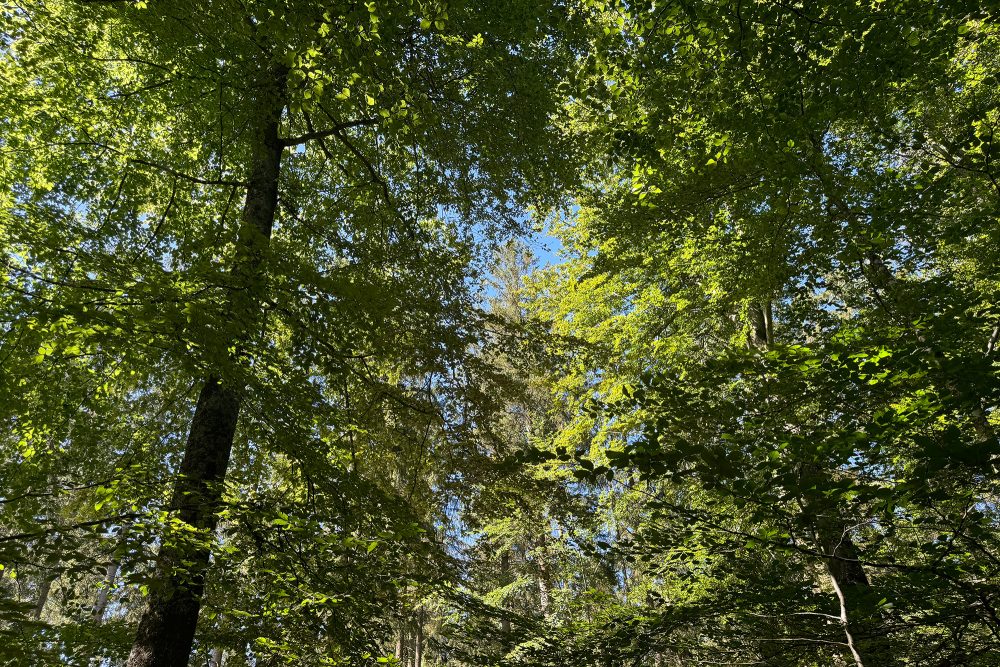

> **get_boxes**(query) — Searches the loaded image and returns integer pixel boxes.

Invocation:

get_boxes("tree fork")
[127,64,288,667]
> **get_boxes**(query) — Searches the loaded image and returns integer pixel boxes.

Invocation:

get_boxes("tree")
[520,1,1000,664]
[1,1,582,664]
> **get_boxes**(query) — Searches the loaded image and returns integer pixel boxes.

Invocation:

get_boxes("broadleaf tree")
[3,1,1000,666]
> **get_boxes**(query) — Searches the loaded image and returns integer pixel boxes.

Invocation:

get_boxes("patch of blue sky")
[526,224,563,268]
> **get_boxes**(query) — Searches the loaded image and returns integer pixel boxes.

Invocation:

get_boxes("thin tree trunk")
[396,618,409,666]
[749,300,794,667]
[95,521,130,624]
[33,574,54,620]
[500,550,511,633]
[536,556,552,619]
[413,608,424,667]
[209,647,224,667]
[127,65,287,667]
[93,558,120,623]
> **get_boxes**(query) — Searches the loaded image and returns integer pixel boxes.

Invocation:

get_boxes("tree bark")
[413,608,424,667]
[748,301,771,350]
[396,620,409,667]
[800,464,888,667]
[33,574,54,620]
[748,302,884,664]
[536,552,552,619]
[813,517,880,667]
[500,550,511,633]
[126,65,287,667]
[93,558,120,623]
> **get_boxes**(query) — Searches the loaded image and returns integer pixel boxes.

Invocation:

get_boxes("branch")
[330,126,395,208]
[0,480,117,506]
[128,156,246,187]
[2,261,117,293]
[51,140,246,187]
[280,117,379,146]
[0,514,139,544]
[300,111,353,180]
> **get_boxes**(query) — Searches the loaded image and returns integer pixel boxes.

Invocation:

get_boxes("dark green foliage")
[2,1,999,666]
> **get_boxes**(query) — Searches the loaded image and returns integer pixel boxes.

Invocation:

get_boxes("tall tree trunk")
[499,550,512,633]
[536,554,552,619]
[529,529,555,620]
[395,613,410,666]
[799,464,888,667]
[413,608,424,667]
[748,302,796,665]
[812,513,880,667]
[127,66,287,667]
[748,301,771,350]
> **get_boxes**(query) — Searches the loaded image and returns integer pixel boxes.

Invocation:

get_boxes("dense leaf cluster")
[2,1,999,666]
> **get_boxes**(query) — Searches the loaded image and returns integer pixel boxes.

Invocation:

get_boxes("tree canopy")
[1,1,999,666]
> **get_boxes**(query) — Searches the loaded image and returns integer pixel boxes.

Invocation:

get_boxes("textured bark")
[126,378,240,667]
[748,301,771,350]
[126,66,287,667]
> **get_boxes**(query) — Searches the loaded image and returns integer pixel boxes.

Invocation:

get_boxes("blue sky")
[527,227,563,268]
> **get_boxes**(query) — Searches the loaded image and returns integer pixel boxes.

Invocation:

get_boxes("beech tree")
[1,0,580,664]
[520,1,1000,665]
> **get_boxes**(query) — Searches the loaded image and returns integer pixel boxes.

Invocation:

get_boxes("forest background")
[1,1,999,666]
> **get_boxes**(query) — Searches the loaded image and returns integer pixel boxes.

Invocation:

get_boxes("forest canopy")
[1,1,999,666]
